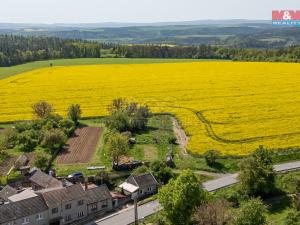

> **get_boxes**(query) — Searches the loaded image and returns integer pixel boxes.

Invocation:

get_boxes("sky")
[1,0,300,23]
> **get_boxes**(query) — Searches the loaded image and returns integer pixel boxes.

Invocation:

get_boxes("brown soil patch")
[56,127,103,164]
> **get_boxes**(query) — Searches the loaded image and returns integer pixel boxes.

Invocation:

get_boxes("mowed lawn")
[1,61,300,155]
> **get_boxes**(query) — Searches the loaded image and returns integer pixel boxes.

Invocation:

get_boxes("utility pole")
[134,197,138,225]
[133,190,139,225]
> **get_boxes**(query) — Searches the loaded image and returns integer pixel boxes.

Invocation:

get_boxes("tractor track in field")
[150,104,300,145]
[194,111,300,144]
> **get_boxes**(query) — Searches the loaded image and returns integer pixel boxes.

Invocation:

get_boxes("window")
[52,207,58,214]
[78,211,84,218]
[148,187,152,192]
[139,189,143,194]
[91,203,98,211]
[65,215,72,222]
[7,222,14,225]
[102,200,108,208]
[78,200,84,206]
[65,203,72,210]
[36,213,44,220]
[21,218,29,225]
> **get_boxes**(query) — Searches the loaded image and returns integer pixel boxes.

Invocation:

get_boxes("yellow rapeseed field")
[1,62,300,155]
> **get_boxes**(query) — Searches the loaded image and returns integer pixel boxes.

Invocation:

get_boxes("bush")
[67,104,81,125]
[132,165,150,176]
[204,150,220,166]
[105,99,151,133]
[239,146,275,197]
[58,119,75,137]
[232,198,267,225]
[34,155,49,171]
[16,129,39,151]
[32,101,53,119]
[41,129,67,152]
[284,210,300,225]
[150,160,174,184]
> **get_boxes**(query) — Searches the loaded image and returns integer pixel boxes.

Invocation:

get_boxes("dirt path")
[172,118,188,156]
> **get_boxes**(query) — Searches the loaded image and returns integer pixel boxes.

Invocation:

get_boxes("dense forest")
[0,35,116,66]
[0,34,300,66]
[115,44,300,62]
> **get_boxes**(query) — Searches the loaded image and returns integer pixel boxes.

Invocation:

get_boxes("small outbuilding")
[119,173,158,199]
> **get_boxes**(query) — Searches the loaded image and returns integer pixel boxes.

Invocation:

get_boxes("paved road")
[88,160,300,225]
[202,160,300,192]
[86,200,161,225]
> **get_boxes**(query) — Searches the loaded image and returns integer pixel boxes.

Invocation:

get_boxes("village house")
[0,185,18,203]
[119,173,158,199]
[29,170,62,191]
[85,185,113,215]
[37,184,88,225]
[0,195,49,225]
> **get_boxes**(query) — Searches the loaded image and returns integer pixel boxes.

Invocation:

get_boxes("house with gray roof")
[0,196,48,225]
[120,173,158,199]
[86,185,113,215]
[0,185,17,203]
[38,184,88,225]
[29,170,62,191]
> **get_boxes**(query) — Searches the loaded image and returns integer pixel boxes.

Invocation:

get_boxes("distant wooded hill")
[1,22,300,48]
[0,34,300,67]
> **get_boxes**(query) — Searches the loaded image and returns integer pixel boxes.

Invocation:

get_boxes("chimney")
[84,177,88,191]
[62,179,67,187]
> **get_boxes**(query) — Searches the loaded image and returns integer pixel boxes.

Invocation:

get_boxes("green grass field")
[0,58,216,80]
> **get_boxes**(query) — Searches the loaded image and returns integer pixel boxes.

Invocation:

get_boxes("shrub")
[204,150,220,166]
[232,198,267,225]
[32,101,53,119]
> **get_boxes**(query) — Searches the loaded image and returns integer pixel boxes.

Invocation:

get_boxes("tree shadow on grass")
[265,194,293,215]
[209,162,226,172]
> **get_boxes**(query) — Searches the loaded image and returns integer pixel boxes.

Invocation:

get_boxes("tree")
[58,119,76,137]
[150,160,174,184]
[130,105,151,131]
[2,127,18,149]
[108,98,128,113]
[16,129,39,151]
[105,99,151,132]
[232,198,267,225]
[204,150,220,166]
[284,210,300,225]
[41,129,67,151]
[105,110,130,132]
[67,104,81,126]
[158,170,206,225]
[239,146,275,197]
[291,179,300,211]
[132,165,150,176]
[107,133,129,165]
[34,155,49,171]
[194,199,232,225]
[32,101,53,119]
